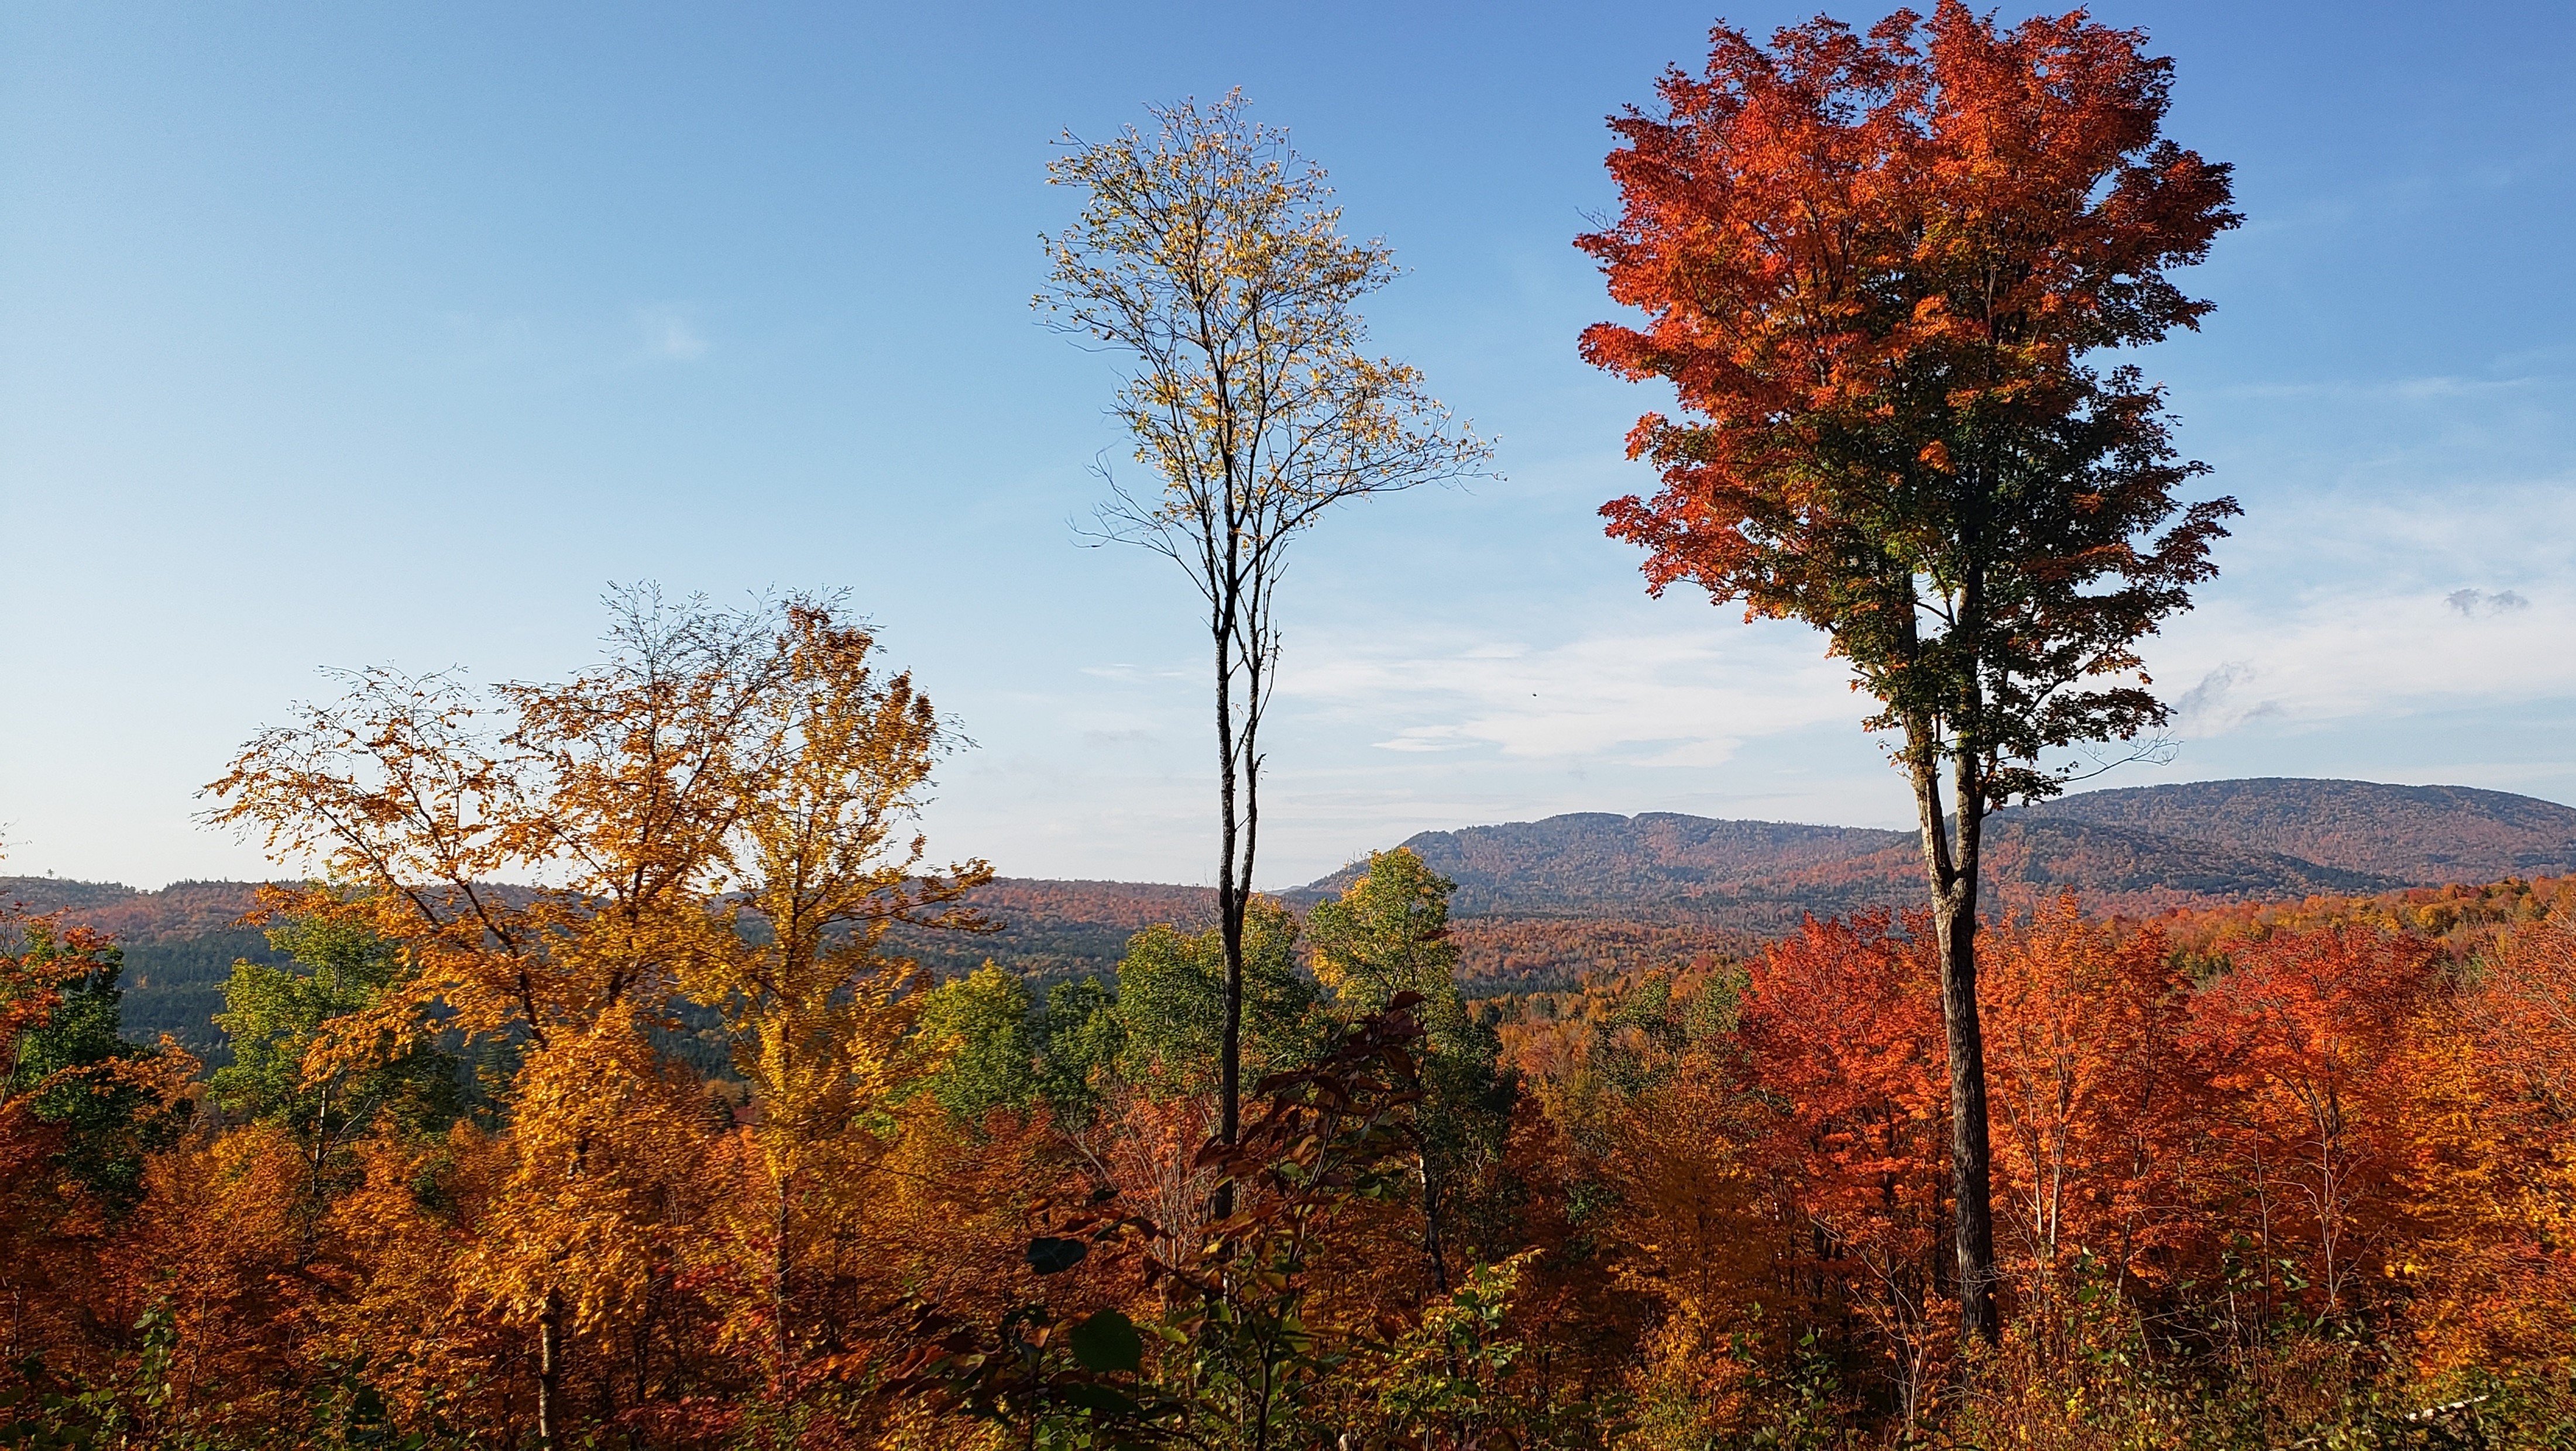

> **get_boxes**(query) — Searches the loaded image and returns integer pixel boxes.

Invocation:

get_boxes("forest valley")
[2,590,2572,1449]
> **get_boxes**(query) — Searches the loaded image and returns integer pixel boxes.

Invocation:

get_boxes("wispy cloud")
[2446,587,2531,617]
[2170,662,2285,734]
[2153,584,2575,736]
[633,304,707,362]
[1281,621,1858,768]
[1282,557,2574,774]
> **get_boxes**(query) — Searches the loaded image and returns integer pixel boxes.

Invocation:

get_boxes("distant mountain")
[2014,778,2576,883]
[13,776,2572,1045]
[0,878,289,1056]
[1307,812,1915,917]
[1304,778,2575,927]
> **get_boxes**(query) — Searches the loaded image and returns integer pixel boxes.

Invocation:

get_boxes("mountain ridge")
[2015,777,2576,881]
[11,776,2572,1044]
[1311,776,2575,916]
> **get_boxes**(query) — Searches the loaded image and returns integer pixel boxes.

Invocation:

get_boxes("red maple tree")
[1578,2,2238,1338]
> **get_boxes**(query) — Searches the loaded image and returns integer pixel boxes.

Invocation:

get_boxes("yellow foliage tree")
[1040,94,1489,1188]
[684,603,990,1374]
[207,586,988,1440]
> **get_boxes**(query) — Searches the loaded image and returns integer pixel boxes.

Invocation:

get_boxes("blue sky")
[4,2,2572,890]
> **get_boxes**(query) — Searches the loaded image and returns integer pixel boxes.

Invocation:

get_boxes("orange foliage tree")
[683,603,990,1379]
[1579,1,2239,1339]
[2403,919,2576,1373]
[1,913,141,1385]
[2183,926,2437,1324]
[1735,913,1951,1419]
[1977,896,2196,1301]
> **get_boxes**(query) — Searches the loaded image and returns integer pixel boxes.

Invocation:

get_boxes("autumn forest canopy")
[8,7,2576,1449]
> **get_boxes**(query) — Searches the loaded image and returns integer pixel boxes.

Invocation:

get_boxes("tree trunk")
[1423,1160,1450,1293]
[1933,875,1999,1342]
[773,1169,794,1373]
[1214,618,1245,1223]
[1914,751,2000,1344]
[537,1290,564,1447]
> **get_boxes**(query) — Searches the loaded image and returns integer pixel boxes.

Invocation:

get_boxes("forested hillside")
[14,777,2570,1051]
[15,846,2575,1447]
[1311,813,1917,913]
[0,879,288,1057]
[1307,776,2568,922]
[1327,809,2405,922]
[884,878,1222,979]
[2017,776,2576,880]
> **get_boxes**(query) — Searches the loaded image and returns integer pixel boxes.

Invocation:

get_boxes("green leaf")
[1059,1381,1140,1418]
[1068,1309,1143,1374]
[1026,1236,1089,1274]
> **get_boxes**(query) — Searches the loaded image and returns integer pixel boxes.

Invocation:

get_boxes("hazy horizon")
[10,773,2572,896]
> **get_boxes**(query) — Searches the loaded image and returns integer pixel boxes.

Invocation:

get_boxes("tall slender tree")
[1578,4,2238,1339]
[1040,93,1489,1190]
[691,602,990,1374]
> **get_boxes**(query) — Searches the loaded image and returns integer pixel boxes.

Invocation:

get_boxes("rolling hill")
[11,775,2572,1045]
[1320,778,2576,922]
[2014,778,2576,882]
[1311,809,2400,926]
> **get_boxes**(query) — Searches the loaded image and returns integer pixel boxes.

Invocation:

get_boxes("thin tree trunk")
[1914,748,2000,1344]
[537,1290,564,1447]
[1424,1162,1450,1293]
[1214,613,1245,1223]
[774,1170,794,1372]
[633,1272,657,1422]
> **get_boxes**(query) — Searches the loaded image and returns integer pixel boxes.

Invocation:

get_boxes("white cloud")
[1280,620,1856,768]
[1281,497,2576,785]
[1373,725,1477,754]
[633,305,707,362]
[2151,584,2576,736]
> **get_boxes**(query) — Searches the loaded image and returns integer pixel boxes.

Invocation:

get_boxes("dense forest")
[8,850,2575,1447]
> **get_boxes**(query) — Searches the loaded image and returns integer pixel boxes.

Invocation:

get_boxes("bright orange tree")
[1578,2,2238,1339]
[1735,912,1951,1418]
[2183,926,2435,1322]
[2414,919,2576,1371]
[1976,898,2196,1304]
[205,586,988,1443]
